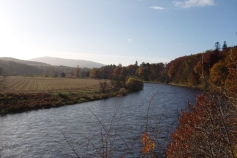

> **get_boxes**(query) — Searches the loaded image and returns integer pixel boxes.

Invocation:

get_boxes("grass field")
[0,76,118,115]
[2,76,104,93]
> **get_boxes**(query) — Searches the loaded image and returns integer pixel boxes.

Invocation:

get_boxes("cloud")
[128,39,132,42]
[150,6,165,10]
[173,0,215,8]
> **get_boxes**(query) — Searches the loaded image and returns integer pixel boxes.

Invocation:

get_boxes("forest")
[89,44,237,91]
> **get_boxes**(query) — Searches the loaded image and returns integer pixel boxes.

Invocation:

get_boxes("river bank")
[0,90,121,115]
[144,81,203,90]
[0,80,202,115]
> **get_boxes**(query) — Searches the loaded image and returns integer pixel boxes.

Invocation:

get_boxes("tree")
[167,48,237,157]
[60,72,66,78]
[222,41,228,50]
[89,68,101,79]
[225,48,237,96]
[110,75,125,90]
[99,79,108,94]
[120,67,128,76]
[209,61,228,86]
[166,93,237,157]
[137,66,150,81]
[113,66,122,76]
[74,65,80,78]
[215,42,221,52]
[125,77,143,92]
[135,61,138,67]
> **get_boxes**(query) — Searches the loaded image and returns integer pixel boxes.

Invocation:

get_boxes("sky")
[0,0,237,66]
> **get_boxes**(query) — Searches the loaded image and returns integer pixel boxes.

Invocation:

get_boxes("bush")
[57,92,69,99]
[118,88,127,96]
[125,77,143,92]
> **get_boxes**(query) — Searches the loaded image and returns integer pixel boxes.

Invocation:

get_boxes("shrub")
[125,77,143,92]
[118,88,127,96]
[57,92,69,99]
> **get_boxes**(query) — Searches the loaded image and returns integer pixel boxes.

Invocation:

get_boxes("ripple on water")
[0,83,200,157]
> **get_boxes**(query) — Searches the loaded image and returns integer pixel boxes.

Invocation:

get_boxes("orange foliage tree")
[166,93,237,157]
[225,48,237,96]
[209,60,228,86]
[167,47,237,157]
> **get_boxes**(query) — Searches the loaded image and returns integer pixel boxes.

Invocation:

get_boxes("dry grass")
[2,76,103,93]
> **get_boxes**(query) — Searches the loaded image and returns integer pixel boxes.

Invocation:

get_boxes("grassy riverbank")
[0,90,120,115]
[0,76,121,115]
[0,76,146,115]
[144,81,203,90]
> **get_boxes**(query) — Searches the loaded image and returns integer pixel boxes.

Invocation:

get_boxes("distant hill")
[0,57,50,66]
[0,59,43,76]
[0,57,91,77]
[29,56,105,68]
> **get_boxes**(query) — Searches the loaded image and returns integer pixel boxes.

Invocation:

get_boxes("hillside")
[0,60,43,76]
[0,57,50,66]
[29,56,105,68]
[88,46,237,90]
[0,59,90,77]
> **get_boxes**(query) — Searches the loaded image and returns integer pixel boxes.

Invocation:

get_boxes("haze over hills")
[0,57,50,66]
[0,57,91,76]
[29,57,105,68]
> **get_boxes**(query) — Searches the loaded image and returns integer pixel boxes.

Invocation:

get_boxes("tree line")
[89,43,236,90]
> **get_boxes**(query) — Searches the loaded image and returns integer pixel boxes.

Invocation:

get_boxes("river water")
[0,83,201,158]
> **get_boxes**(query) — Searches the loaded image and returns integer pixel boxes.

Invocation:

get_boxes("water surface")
[0,83,200,157]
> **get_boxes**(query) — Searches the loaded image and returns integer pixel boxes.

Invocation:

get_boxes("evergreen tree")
[135,61,138,67]
[215,42,221,52]
[222,41,227,50]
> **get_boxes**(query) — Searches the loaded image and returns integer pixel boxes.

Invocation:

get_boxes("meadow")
[0,76,116,115]
[2,76,103,93]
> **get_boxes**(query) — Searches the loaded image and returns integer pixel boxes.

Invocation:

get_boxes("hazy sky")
[0,0,236,66]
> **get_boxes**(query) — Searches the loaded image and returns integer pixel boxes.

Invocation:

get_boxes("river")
[0,83,201,158]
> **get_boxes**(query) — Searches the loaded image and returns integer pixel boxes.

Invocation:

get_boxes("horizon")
[0,46,229,67]
[0,0,237,66]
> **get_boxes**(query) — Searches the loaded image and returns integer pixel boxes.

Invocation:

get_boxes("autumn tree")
[113,65,122,76]
[149,63,166,82]
[167,48,237,157]
[74,65,80,78]
[120,67,127,76]
[125,77,143,92]
[126,64,138,76]
[209,61,228,86]
[89,68,100,79]
[99,79,108,94]
[225,48,237,96]
[137,66,150,81]
[166,93,237,157]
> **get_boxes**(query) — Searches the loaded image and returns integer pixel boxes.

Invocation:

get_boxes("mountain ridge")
[29,56,105,68]
[0,57,50,66]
